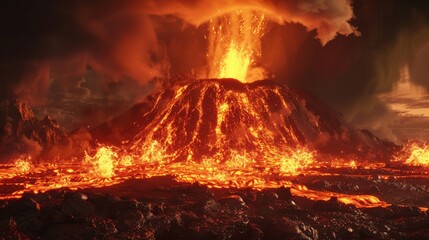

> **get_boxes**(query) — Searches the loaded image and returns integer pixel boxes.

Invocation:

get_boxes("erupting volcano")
[2,2,429,239]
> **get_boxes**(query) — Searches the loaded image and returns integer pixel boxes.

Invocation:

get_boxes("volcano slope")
[92,78,396,163]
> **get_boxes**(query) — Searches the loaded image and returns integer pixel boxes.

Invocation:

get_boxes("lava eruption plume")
[207,10,267,82]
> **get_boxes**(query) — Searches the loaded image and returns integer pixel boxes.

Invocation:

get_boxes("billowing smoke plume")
[143,0,357,44]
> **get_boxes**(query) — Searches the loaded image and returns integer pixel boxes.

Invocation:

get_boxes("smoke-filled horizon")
[1,0,429,141]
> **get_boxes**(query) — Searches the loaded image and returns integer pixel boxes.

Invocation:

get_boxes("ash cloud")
[0,0,167,103]
[1,0,429,141]
[260,0,429,141]
[143,0,358,44]
[0,0,357,130]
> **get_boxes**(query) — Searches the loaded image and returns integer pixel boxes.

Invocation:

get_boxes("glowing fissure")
[207,10,267,82]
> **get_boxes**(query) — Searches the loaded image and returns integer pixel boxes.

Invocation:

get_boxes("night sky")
[1,0,429,142]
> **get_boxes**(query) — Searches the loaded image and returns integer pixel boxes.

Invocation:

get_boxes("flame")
[403,142,429,166]
[85,146,117,178]
[14,156,32,174]
[279,150,314,175]
[0,144,393,208]
[207,10,267,82]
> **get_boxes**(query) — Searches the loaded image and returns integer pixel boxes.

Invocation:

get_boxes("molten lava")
[207,10,267,82]
[399,142,429,166]
[0,11,420,211]
[0,78,402,211]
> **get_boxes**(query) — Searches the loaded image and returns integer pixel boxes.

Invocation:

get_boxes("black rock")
[387,205,422,218]
[61,193,95,219]
[276,186,293,200]
[7,196,41,231]
[0,218,29,240]
[45,223,89,240]
[85,216,117,238]
[241,223,264,240]
[312,197,348,212]
[217,195,246,209]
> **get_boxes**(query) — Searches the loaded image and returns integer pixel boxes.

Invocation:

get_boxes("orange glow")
[0,142,394,209]
[207,10,267,82]
[402,142,429,166]
[0,79,399,209]
[279,150,314,175]
[0,146,391,208]
[85,146,117,178]
[14,156,32,174]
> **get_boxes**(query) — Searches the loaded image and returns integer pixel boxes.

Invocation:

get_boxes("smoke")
[0,0,356,99]
[0,0,166,103]
[143,0,357,44]
[258,0,429,141]
[2,0,429,141]
[0,0,357,130]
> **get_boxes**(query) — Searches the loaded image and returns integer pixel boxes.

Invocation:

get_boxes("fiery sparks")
[207,10,267,82]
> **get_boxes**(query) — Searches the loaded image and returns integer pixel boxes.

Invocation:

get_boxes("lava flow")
[0,10,428,214]
[1,78,428,211]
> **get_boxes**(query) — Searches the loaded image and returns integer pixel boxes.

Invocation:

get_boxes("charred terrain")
[1,79,429,239]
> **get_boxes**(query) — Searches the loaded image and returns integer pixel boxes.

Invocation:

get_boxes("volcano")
[92,78,396,162]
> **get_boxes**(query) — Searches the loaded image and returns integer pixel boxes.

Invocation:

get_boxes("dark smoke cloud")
[143,0,357,44]
[259,0,429,141]
[1,0,429,141]
[0,0,166,103]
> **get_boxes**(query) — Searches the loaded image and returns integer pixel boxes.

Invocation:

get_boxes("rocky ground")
[1,176,428,240]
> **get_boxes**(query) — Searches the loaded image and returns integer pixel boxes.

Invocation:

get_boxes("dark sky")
[1,0,429,142]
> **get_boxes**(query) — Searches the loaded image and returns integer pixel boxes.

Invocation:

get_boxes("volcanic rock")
[0,218,30,240]
[60,193,96,219]
[92,78,396,162]
[217,194,246,208]
[276,186,293,200]
[0,100,67,161]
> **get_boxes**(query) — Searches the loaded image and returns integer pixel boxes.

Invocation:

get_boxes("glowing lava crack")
[94,78,394,164]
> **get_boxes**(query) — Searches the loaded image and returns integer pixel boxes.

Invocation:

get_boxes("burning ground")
[1,78,429,239]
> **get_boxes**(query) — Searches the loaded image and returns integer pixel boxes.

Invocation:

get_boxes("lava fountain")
[207,10,267,82]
